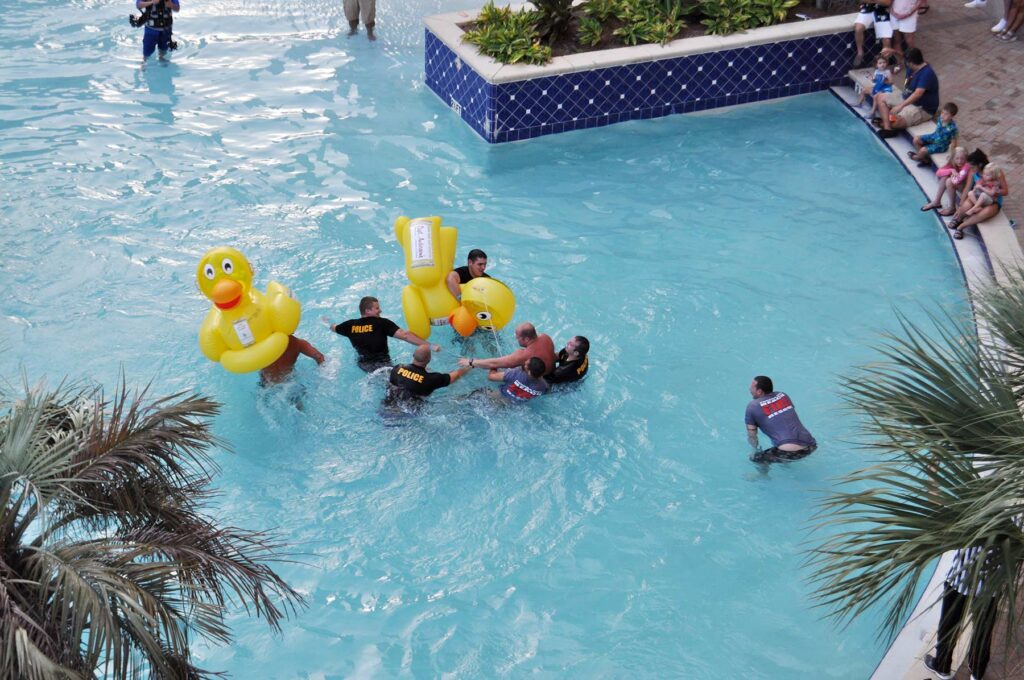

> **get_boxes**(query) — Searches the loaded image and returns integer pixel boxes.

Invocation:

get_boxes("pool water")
[0,0,967,677]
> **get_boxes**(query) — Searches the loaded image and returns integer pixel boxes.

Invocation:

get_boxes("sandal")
[938,208,956,216]
[954,228,964,240]
[921,203,938,211]
[906,150,918,160]
[948,216,963,229]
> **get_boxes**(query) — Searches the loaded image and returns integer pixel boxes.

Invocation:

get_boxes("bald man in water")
[458,322,556,375]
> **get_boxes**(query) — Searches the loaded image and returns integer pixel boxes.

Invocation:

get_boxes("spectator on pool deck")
[459,322,556,375]
[890,0,926,67]
[446,249,490,301]
[853,0,893,67]
[323,296,440,372]
[921,146,970,213]
[908,101,958,166]
[995,0,1024,40]
[876,48,939,138]
[345,0,376,40]
[745,376,817,465]
[946,153,1010,240]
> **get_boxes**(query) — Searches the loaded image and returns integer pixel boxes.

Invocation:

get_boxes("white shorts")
[892,12,918,33]
[855,12,894,39]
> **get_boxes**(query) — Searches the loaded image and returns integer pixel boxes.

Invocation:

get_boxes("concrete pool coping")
[830,83,1022,680]
[424,5,858,85]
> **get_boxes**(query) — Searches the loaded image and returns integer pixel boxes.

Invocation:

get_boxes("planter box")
[425,8,862,143]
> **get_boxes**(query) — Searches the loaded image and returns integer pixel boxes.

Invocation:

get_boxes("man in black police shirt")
[446,248,490,301]
[384,345,470,409]
[323,296,439,372]
[545,336,590,385]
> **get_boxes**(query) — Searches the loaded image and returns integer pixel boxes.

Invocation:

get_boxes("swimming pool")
[0,0,968,677]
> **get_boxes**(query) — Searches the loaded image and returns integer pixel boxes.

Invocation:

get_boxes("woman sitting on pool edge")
[945,150,1009,240]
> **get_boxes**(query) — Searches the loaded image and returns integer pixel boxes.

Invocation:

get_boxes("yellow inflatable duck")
[394,216,460,339]
[395,215,516,339]
[196,247,301,374]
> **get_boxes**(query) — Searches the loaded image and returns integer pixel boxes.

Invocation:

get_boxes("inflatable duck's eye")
[476,312,492,322]
[221,258,235,275]
[203,264,216,280]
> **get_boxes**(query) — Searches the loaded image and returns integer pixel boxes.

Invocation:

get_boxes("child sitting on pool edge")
[908,102,959,166]
[856,56,894,118]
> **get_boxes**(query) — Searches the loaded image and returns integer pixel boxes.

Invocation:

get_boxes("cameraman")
[136,0,179,60]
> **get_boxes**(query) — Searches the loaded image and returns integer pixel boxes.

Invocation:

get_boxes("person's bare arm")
[447,366,472,384]
[446,271,462,300]
[394,328,441,352]
[459,349,525,370]
[295,338,325,365]
[747,424,760,451]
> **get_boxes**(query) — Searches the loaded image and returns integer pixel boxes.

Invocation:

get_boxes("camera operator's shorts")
[750,444,817,464]
[142,26,171,58]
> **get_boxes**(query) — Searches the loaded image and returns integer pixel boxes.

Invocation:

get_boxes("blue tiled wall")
[426,27,859,143]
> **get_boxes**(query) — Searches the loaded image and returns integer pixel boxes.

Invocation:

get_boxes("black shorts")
[750,444,817,464]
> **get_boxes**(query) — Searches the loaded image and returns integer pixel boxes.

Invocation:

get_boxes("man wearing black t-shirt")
[446,248,491,301]
[323,296,439,372]
[545,335,590,385]
[383,345,470,409]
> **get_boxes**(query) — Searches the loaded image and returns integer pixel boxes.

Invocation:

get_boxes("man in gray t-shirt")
[745,375,816,464]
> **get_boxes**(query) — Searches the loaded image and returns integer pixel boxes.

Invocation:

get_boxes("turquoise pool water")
[1,0,967,677]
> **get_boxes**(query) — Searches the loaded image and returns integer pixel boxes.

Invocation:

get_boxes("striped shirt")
[946,546,999,596]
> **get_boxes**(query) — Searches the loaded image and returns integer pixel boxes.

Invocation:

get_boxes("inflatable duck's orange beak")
[212,279,243,310]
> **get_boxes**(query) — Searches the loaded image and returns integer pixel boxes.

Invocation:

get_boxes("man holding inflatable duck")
[323,296,440,372]
[459,322,556,375]
[446,249,490,302]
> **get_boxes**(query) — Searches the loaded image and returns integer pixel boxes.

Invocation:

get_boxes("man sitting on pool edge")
[745,375,817,464]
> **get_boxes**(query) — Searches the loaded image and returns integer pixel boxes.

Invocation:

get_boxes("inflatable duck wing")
[196,247,301,374]
[394,216,459,340]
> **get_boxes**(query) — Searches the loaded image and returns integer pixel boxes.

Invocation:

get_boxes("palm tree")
[0,380,304,679]
[808,269,1024,648]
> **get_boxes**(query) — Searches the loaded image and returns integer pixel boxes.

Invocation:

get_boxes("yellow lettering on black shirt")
[351,324,373,333]
[397,367,424,383]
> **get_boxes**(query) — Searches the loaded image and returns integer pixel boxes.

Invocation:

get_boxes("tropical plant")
[700,0,754,35]
[476,0,513,26]
[750,0,799,25]
[531,0,575,44]
[463,9,553,65]
[577,16,606,47]
[0,380,304,679]
[808,269,1024,646]
[583,0,620,22]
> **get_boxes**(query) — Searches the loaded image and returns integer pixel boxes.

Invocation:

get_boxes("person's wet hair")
[468,248,487,262]
[574,336,590,356]
[753,375,774,394]
[359,296,379,315]
[526,357,546,378]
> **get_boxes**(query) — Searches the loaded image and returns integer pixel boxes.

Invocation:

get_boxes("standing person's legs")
[967,597,999,679]
[142,27,160,59]
[362,0,376,40]
[933,584,967,674]
[344,0,360,34]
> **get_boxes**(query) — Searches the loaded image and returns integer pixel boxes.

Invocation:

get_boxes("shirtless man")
[458,322,556,375]
[259,335,325,385]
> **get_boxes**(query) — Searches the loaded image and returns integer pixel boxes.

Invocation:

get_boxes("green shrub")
[578,16,605,46]
[462,8,553,65]
[532,0,576,43]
